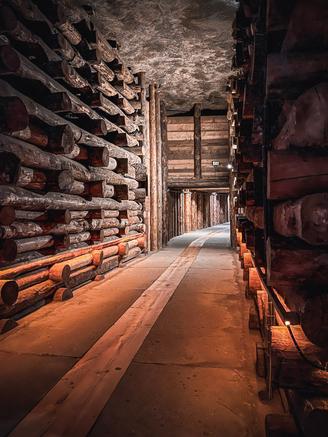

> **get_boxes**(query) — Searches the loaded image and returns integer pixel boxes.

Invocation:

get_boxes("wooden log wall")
[229,1,328,434]
[167,115,229,182]
[0,0,148,326]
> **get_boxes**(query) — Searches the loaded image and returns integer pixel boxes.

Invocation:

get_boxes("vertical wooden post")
[183,189,192,233]
[194,103,202,179]
[229,171,236,247]
[149,83,158,251]
[137,72,150,251]
[155,86,162,249]
[160,100,168,246]
[191,193,197,230]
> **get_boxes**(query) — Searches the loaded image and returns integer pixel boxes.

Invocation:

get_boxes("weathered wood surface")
[0,233,142,279]
[267,52,328,98]
[267,237,328,287]
[267,151,328,200]
[149,83,158,251]
[271,326,328,395]
[286,390,328,437]
[273,83,328,150]
[273,193,328,245]
[193,104,202,179]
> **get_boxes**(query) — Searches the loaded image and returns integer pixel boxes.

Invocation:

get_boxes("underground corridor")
[0,0,327,436]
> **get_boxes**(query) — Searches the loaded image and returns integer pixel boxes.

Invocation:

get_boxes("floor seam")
[132,360,245,370]
[0,349,80,359]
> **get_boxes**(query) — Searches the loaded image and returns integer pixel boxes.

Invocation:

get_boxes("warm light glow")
[285,320,291,326]
[227,163,233,169]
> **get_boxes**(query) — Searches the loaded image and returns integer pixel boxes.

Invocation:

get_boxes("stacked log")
[0,0,147,322]
[230,1,328,432]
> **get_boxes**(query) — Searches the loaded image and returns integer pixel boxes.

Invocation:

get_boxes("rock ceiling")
[76,0,236,111]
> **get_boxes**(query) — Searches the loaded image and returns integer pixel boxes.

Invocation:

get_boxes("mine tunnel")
[0,0,327,436]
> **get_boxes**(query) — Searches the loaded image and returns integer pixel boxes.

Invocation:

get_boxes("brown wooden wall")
[167,115,229,181]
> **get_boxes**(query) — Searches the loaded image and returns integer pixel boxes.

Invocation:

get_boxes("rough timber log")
[0,280,60,317]
[112,63,134,84]
[0,151,20,184]
[97,255,119,274]
[120,246,142,264]
[0,280,19,305]
[281,0,328,53]
[2,235,54,261]
[16,166,46,191]
[0,219,98,239]
[149,83,158,250]
[0,206,16,225]
[287,390,328,437]
[0,185,114,212]
[0,95,29,133]
[111,95,135,116]
[271,326,328,396]
[155,87,163,248]
[0,51,139,163]
[133,163,147,182]
[16,268,49,291]
[267,237,328,287]
[247,267,262,295]
[107,114,138,134]
[273,83,328,150]
[0,80,75,153]
[86,91,121,116]
[300,294,328,348]
[266,52,328,98]
[245,206,264,229]
[0,234,142,279]
[273,193,328,245]
[51,251,103,283]
[267,150,328,200]
[115,81,136,100]
[0,134,90,182]
[68,265,96,288]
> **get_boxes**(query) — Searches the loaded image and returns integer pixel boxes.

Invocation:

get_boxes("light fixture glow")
[227,163,233,169]
[285,320,291,326]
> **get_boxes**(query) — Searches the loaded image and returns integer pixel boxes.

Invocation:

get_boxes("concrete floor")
[0,224,281,436]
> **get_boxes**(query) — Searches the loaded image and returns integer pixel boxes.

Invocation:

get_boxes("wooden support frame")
[193,103,202,179]
[148,83,158,251]
[160,100,168,246]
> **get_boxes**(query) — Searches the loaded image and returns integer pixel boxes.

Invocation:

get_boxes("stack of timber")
[229,1,328,435]
[0,0,147,325]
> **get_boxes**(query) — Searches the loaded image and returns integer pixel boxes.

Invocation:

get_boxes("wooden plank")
[168,138,228,146]
[167,116,193,124]
[167,123,194,132]
[167,131,227,141]
[168,179,228,189]
[268,150,328,200]
[10,230,218,436]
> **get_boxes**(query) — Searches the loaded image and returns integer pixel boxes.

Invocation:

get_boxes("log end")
[117,242,127,256]
[0,280,18,305]
[1,239,18,262]
[53,287,73,302]
[1,97,28,133]
[0,152,21,185]
[301,294,328,347]
[0,45,20,73]
[0,206,15,226]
